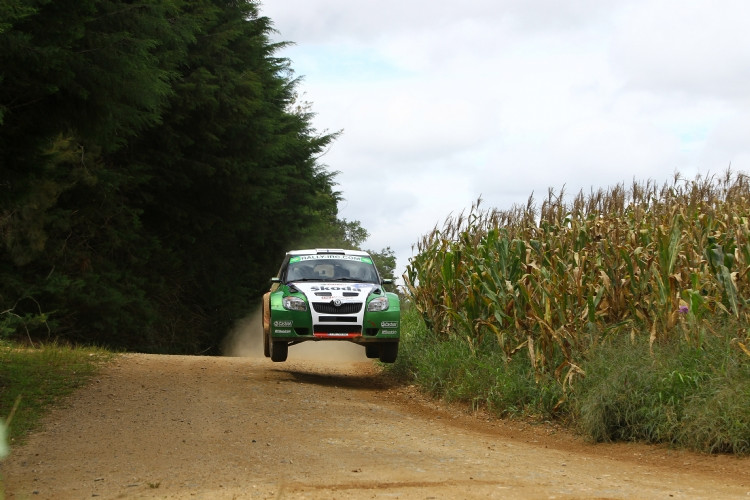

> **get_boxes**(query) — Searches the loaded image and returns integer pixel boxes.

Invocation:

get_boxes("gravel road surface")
[2,343,749,499]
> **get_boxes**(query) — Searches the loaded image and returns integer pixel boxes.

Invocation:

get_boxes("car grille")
[312,302,362,314]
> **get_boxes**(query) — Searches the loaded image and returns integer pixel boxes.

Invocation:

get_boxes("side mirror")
[381,278,393,285]
[271,277,281,283]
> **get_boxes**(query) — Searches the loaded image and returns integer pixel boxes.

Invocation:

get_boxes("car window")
[285,256,379,283]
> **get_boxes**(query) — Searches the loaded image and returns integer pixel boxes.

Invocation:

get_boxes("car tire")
[365,344,380,359]
[270,340,288,362]
[262,293,271,358]
[379,342,398,363]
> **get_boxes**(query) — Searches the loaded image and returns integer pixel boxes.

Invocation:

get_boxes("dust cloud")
[221,304,368,362]
[221,305,265,357]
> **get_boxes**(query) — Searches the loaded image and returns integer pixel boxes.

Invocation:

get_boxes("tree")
[368,247,398,284]
[0,1,192,347]
[109,0,345,351]
[1,1,365,353]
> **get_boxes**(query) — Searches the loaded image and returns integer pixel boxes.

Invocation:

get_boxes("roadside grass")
[389,307,750,455]
[574,321,750,454]
[389,307,563,419]
[0,341,113,445]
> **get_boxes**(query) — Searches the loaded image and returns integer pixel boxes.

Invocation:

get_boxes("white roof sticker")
[291,255,371,262]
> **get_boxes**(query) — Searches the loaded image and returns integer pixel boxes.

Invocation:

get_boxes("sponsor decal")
[313,332,362,338]
[380,321,399,328]
[381,330,398,335]
[295,254,370,262]
[274,329,292,334]
[273,320,293,327]
[310,285,366,292]
[295,283,373,296]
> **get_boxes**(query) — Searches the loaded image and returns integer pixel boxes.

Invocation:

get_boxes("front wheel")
[365,344,380,359]
[262,293,271,358]
[379,342,398,363]
[269,339,288,362]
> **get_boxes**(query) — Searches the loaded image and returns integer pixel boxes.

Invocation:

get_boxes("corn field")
[405,171,750,388]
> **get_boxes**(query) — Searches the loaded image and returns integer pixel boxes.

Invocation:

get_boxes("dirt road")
[1,342,749,499]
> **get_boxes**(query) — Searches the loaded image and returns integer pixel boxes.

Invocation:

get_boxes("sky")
[258,0,750,279]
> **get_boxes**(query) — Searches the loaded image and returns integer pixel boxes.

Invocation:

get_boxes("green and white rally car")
[262,249,400,363]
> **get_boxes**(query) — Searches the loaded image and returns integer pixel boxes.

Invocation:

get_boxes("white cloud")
[259,0,750,277]
[611,0,750,99]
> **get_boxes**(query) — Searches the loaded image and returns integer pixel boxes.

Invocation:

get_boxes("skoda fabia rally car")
[262,249,400,363]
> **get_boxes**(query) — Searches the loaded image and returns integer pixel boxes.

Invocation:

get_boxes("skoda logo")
[333,299,342,307]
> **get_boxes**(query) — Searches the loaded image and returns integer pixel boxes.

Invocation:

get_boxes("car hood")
[291,282,378,301]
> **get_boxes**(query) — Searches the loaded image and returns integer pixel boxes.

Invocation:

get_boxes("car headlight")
[283,296,307,311]
[367,296,389,312]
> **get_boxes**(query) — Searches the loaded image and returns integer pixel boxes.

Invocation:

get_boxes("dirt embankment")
[1,330,749,499]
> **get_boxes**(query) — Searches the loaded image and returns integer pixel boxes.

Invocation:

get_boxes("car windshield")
[285,255,379,284]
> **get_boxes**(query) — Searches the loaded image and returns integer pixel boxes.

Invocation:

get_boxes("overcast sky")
[258,0,750,278]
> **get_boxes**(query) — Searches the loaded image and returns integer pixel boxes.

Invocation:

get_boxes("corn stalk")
[405,171,750,387]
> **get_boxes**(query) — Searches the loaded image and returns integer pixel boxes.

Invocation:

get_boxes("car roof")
[286,248,370,257]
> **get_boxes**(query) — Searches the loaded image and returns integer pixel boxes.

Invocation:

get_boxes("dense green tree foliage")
[368,247,397,280]
[0,1,365,352]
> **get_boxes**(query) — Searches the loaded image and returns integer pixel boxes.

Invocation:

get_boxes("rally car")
[262,249,400,363]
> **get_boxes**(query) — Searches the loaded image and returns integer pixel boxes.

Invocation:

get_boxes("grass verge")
[388,307,750,455]
[389,307,563,419]
[0,342,113,445]
[573,325,750,454]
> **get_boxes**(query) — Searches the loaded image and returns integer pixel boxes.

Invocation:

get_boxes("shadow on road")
[271,366,399,392]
